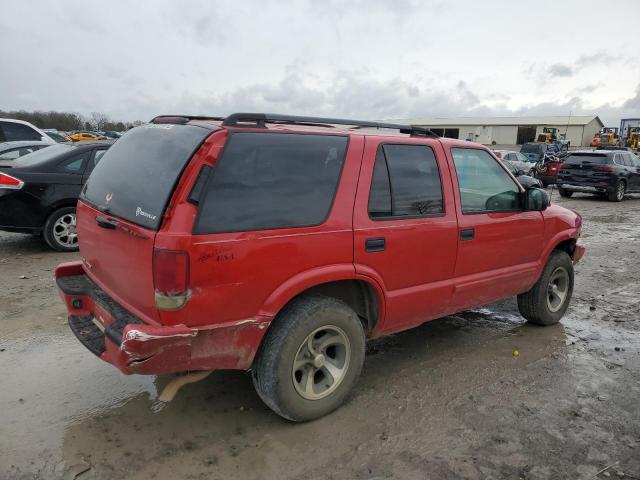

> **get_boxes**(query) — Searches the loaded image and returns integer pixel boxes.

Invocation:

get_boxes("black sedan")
[0,141,112,251]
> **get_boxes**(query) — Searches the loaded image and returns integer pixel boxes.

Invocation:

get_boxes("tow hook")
[158,371,213,402]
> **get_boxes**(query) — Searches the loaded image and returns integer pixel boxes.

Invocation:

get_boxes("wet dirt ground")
[1,192,639,480]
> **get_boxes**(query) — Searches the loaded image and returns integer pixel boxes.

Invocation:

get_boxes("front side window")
[451,148,521,214]
[368,144,444,219]
[195,133,348,233]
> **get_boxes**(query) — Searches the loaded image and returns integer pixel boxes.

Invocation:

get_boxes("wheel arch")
[542,233,578,267]
[258,267,385,336]
[43,199,78,223]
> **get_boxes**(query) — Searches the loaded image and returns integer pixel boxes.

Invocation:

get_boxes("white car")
[0,118,57,143]
[493,149,537,174]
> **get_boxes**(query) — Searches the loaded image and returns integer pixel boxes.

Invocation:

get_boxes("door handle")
[460,228,475,241]
[95,215,118,229]
[365,237,386,252]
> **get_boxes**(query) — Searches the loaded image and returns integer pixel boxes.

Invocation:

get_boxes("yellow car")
[68,132,104,142]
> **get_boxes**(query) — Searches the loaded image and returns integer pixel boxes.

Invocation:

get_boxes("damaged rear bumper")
[55,261,270,375]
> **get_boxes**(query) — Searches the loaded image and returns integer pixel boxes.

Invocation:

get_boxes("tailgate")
[75,122,216,324]
[559,153,609,184]
[77,200,159,323]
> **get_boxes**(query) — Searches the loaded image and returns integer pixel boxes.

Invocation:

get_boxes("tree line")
[0,109,144,132]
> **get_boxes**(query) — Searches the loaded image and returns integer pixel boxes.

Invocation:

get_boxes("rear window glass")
[520,144,544,153]
[565,153,608,164]
[11,144,75,167]
[81,124,212,230]
[194,132,347,234]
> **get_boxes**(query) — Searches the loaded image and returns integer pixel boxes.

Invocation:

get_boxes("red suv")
[56,113,585,421]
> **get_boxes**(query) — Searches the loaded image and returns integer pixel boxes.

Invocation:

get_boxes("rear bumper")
[55,261,270,375]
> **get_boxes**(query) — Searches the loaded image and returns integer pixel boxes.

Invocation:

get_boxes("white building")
[388,115,604,147]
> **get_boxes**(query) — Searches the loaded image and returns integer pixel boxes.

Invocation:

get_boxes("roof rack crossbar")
[222,113,439,137]
[150,115,226,124]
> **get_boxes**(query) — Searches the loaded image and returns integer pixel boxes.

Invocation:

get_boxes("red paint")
[55,122,584,376]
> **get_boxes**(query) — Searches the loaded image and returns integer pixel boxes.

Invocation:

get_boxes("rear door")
[353,138,458,334]
[447,146,544,311]
[78,123,214,323]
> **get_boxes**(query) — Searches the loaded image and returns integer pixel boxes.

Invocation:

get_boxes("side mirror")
[525,187,549,211]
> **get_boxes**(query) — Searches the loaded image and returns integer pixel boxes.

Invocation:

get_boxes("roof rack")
[150,115,225,124]
[221,113,439,137]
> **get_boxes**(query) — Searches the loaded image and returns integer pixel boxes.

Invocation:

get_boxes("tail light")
[593,165,614,173]
[0,172,24,190]
[153,249,189,310]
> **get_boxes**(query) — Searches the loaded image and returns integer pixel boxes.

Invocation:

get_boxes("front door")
[447,146,545,310]
[353,138,459,334]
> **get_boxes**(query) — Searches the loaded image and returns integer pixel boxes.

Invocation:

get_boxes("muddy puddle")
[1,194,639,479]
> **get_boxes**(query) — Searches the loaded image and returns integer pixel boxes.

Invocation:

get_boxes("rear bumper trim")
[56,261,271,375]
[559,183,608,193]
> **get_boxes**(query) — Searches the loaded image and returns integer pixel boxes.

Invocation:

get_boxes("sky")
[2,0,639,126]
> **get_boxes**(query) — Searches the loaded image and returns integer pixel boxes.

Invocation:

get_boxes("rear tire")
[558,188,573,198]
[252,295,365,422]
[43,207,78,252]
[517,251,574,326]
[607,181,625,202]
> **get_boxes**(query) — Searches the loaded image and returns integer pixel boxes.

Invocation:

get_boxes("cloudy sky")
[2,0,639,126]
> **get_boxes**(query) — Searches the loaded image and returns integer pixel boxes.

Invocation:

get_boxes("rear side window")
[59,152,90,173]
[82,124,213,230]
[194,133,347,234]
[368,144,444,218]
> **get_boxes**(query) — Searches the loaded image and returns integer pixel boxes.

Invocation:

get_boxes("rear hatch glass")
[521,144,544,153]
[81,124,214,230]
[564,153,608,165]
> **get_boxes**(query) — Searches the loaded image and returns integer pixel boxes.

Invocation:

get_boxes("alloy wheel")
[547,266,569,313]
[292,326,351,400]
[52,213,78,248]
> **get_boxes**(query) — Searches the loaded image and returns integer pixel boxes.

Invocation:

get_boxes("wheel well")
[292,280,380,334]
[45,202,76,222]
[553,238,577,257]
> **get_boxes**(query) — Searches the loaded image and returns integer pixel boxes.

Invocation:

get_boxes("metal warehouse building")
[389,115,604,147]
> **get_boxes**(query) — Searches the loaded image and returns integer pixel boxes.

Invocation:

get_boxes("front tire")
[607,180,625,202]
[558,188,573,198]
[517,251,574,326]
[252,296,365,422]
[43,207,78,252]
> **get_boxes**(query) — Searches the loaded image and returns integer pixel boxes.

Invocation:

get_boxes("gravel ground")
[0,191,638,480]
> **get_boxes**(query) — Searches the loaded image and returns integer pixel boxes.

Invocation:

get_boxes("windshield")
[81,123,213,230]
[11,144,75,167]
